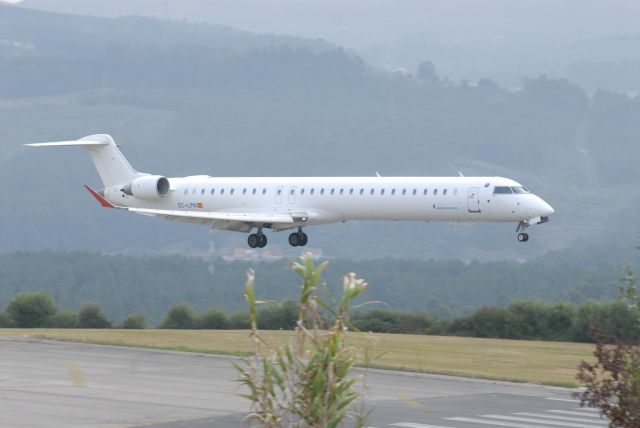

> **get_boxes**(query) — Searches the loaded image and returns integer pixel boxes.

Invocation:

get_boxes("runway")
[0,337,606,428]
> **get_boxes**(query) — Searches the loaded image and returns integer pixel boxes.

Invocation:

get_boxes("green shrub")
[49,310,79,328]
[228,312,250,329]
[121,313,147,329]
[78,304,111,328]
[196,309,228,329]
[0,310,10,327]
[6,292,56,327]
[160,303,196,329]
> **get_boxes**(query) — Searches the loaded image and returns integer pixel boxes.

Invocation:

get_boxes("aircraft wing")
[125,207,296,232]
[83,184,300,232]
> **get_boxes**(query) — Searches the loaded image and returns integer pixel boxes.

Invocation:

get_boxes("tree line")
[0,251,626,325]
[2,291,637,343]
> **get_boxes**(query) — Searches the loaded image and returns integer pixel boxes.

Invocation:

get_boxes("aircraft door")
[276,186,283,204]
[467,187,481,213]
[288,186,296,204]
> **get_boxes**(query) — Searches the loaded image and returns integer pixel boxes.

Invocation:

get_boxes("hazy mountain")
[1,3,639,261]
[17,0,640,93]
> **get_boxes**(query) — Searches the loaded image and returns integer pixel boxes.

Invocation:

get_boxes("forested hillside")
[0,251,631,324]
[1,3,639,260]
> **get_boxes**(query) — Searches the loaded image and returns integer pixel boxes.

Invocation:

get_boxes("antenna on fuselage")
[458,171,464,177]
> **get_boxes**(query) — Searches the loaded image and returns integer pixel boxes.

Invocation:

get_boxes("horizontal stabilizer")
[24,134,141,187]
[25,141,109,147]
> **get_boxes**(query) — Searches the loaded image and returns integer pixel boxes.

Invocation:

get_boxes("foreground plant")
[576,267,640,427]
[234,254,369,427]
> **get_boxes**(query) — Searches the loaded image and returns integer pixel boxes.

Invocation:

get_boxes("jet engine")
[121,175,170,199]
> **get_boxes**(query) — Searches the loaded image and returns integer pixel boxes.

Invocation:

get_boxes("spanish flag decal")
[196,202,204,209]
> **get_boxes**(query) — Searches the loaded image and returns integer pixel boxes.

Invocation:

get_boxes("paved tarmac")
[0,337,607,428]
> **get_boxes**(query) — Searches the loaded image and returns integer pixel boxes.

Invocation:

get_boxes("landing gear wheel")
[517,233,529,242]
[248,234,259,248]
[288,232,300,247]
[258,234,267,248]
[299,232,308,247]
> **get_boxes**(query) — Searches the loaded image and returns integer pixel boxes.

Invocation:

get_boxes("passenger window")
[381,189,385,195]
[230,188,234,195]
[360,189,364,195]
[402,189,406,195]
[443,189,447,196]
[301,188,305,195]
[310,188,315,195]
[221,189,225,195]
[331,189,335,195]
[277,189,282,195]
[200,189,205,195]
[391,189,396,195]
[242,188,246,195]
[349,189,354,195]
[210,188,215,195]
[370,188,374,195]
[262,188,266,195]
[412,189,417,195]
[340,189,344,195]
[290,188,294,195]
[252,188,256,195]
[320,189,325,195]
[423,189,428,196]
[434,189,438,195]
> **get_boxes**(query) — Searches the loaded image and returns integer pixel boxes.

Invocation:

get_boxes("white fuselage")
[104,175,554,229]
[27,135,554,245]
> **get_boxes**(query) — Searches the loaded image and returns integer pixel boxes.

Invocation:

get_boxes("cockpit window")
[493,186,513,194]
[511,186,530,194]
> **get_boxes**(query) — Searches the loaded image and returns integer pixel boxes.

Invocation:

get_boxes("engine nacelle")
[122,175,170,199]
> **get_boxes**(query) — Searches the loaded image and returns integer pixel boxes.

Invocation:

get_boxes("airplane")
[26,134,554,248]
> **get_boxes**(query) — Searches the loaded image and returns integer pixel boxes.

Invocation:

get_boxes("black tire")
[299,233,308,246]
[523,233,529,242]
[517,233,525,242]
[248,234,259,248]
[288,232,299,247]
[258,234,268,248]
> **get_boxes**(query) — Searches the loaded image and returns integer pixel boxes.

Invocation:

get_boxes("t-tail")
[25,134,142,187]
[25,134,171,206]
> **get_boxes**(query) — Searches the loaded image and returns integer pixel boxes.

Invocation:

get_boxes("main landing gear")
[288,228,308,247]
[248,229,267,248]
[516,220,529,242]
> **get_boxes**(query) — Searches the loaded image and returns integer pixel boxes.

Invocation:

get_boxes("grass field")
[0,329,594,387]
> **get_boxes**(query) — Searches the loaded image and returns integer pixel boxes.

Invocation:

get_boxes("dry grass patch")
[0,329,593,387]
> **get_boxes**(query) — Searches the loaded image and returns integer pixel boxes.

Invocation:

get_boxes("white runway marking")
[448,416,555,428]
[391,423,456,428]
[483,414,604,428]
[516,412,607,425]
[550,410,605,418]
[546,398,580,403]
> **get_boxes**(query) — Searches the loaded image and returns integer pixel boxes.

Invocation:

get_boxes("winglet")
[84,185,115,208]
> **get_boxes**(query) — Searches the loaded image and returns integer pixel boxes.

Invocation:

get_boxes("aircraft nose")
[539,199,554,216]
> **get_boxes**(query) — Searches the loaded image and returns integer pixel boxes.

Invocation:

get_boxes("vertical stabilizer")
[25,134,143,187]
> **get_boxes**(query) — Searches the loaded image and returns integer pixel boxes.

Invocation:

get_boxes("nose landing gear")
[288,228,308,247]
[516,221,530,243]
